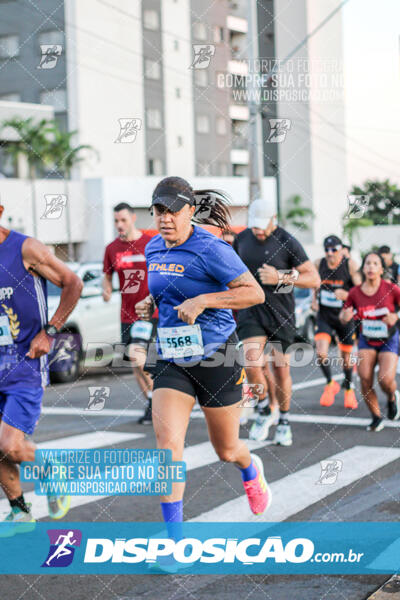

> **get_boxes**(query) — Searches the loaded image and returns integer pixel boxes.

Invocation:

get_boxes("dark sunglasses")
[324,245,341,253]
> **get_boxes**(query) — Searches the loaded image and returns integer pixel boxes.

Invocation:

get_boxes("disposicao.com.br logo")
[82,536,363,565]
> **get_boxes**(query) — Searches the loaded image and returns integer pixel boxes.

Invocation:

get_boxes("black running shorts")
[152,332,244,407]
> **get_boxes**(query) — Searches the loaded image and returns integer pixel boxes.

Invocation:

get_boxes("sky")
[342,0,400,187]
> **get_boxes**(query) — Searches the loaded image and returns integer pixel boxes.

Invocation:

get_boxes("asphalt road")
[2,351,400,600]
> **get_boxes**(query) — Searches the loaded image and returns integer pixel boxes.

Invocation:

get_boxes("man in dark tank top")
[312,235,361,410]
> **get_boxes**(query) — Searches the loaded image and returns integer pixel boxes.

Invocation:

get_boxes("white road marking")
[190,445,400,522]
[0,431,144,519]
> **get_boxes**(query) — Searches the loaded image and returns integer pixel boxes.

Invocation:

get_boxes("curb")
[368,576,400,599]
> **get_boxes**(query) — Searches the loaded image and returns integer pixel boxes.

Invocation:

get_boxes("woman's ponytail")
[192,189,231,230]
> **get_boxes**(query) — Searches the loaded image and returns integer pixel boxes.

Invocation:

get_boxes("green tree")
[1,117,97,257]
[284,194,314,231]
[342,215,374,246]
[350,179,400,225]
[0,117,54,178]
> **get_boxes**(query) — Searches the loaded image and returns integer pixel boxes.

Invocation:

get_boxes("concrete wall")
[65,0,146,178]
[0,179,86,243]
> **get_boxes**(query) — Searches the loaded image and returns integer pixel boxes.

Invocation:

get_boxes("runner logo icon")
[42,529,82,567]
[316,459,343,485]
[121,269,145,293]
[190,45,216,69]
[86,386,110,411]
[267,119,291,143]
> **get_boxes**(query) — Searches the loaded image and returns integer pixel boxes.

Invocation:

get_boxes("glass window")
[40,89,67,112]
[143,9,159,30]
[213,26,224,43]
[146,108,162,129]
[193,22,207,41]
[0,35,19,58]
[216,117,227,135]
[148,158,164,175]
[194,69,208,87]
[144,58,161,80]
[196,115,210,134]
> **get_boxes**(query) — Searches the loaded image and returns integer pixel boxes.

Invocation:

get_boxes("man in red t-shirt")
[103,202,156,424]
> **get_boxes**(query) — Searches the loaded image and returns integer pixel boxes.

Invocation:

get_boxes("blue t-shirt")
[145,226,248,360]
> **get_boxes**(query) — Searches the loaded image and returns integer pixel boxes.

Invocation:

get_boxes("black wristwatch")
[44,324,59,337]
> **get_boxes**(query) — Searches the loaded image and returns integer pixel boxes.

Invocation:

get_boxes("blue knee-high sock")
[160,500,183,541]
[238,459,257,482]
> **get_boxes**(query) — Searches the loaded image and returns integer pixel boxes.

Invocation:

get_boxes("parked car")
[47,263,120,383]
[294,287,316,344]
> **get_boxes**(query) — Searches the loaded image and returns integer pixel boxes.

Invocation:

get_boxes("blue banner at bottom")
[0,522,399,575]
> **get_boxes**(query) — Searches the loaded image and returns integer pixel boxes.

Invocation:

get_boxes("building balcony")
[227,15,248,34]
[229,104,249,121]
[230,149,249,165]
[228,59,248,76]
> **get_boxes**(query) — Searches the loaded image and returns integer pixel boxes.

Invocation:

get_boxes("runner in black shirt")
[379,245,400,285]
[312,235,361,409]
[234,198,320,446]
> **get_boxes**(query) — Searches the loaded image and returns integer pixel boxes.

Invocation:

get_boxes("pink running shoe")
[243,453,272,515]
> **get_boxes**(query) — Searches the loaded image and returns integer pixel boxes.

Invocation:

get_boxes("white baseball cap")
[248,198,277,229]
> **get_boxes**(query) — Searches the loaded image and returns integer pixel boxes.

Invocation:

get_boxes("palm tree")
[1,117,97,257]
[1,117,55,236]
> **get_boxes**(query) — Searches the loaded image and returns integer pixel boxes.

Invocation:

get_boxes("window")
[193,22,207,41]
[177,136,183,147]
[233,164,247,177]
[148,158,164,175]
[213,26,224,43]
[197,161,211,176]
[196,115,210,134]
[175,88,181,98]
[143,9,159,30]
[194,69,208,87]
[38,30,64,46]
[216,117,227,135]
[40,89,67,112]
[146,108,162,129]
[0,35,19,58]
[144,58,161,80]
[0,92,21,101]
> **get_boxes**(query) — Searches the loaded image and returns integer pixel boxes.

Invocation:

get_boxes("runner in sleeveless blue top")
[0,203,82,535]
[136,177,272,556]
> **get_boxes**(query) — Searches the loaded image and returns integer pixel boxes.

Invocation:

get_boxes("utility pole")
[247,0,263,204]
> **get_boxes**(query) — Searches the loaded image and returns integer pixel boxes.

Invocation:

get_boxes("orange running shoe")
[320,380,341,407]
[344,388,358,410]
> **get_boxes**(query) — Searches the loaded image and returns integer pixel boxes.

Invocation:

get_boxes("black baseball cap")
[151,177,195,213]
[324,235,342,248]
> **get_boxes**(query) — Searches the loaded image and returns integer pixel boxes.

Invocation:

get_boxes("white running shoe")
[273,422,293,446]
[271,405,280,426]
[249,411,276,441]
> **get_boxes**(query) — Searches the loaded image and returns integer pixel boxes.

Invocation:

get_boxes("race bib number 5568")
[158,324,204,359]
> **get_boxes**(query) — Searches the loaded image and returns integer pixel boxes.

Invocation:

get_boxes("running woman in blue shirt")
[136,177,271,535]
[0,203,82,534]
